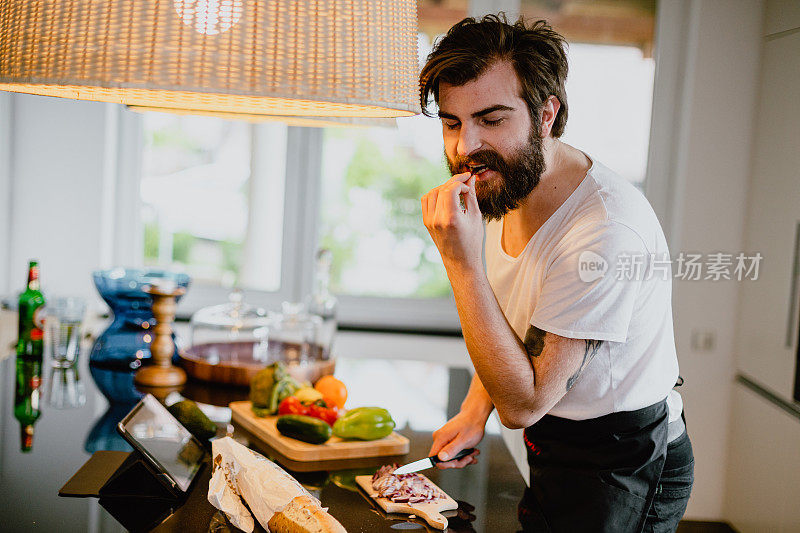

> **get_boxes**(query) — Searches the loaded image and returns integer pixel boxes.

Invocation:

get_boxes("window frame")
[118,110,462,331]
[168,122,304,315]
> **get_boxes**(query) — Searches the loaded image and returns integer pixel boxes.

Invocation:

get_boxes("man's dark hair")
[419,14,569,138]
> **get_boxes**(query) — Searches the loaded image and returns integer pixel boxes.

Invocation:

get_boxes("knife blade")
[392,448,476,475]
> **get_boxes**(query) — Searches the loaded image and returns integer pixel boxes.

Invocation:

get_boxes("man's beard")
[446,129,545,221]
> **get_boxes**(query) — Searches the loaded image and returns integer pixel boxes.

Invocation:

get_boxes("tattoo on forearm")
[566,340,602,391]
[523,325,547,358]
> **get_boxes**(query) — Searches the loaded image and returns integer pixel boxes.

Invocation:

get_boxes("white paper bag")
[208,437,317,531]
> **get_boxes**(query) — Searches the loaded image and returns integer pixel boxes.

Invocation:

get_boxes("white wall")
[0,92,12,296]
[3,94,115,307]
[664,0,764,520]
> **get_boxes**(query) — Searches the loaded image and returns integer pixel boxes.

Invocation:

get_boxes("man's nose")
[456,125,482,157]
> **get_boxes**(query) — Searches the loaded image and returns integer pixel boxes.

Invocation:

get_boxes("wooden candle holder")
[134,284,186,388]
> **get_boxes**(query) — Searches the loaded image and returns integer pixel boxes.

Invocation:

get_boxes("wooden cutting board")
[355,474,458,530]
[229,401,409,462]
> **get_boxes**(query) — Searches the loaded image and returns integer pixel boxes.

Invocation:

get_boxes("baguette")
[267,495,347,533]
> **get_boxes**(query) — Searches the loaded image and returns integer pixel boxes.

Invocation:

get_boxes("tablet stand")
[59,449,185,501]
[100,449,180,500]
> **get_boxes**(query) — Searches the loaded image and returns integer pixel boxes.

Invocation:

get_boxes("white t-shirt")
[485,157,682,422]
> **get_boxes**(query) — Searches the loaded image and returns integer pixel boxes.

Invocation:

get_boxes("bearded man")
[420,15,693,532]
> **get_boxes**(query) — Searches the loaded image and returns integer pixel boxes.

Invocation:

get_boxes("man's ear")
[539,95,561,138]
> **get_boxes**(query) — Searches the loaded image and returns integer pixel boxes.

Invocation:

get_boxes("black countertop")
[0,353,525,532]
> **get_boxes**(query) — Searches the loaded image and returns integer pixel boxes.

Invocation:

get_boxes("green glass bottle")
[14,357,42,452]
[17,260,45,362]
[15,261,45,452]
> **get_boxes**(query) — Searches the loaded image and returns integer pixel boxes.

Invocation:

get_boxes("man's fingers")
[438,439,479,462]
[429,425,458,457]
[437,457,470,469]
[422,173,481,236]
[465,176,480,214]
[437,181,471,220]
[437,449,480,470]
[427,188,440,223]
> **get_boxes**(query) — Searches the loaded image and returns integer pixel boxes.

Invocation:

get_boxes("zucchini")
[276,414,332,444]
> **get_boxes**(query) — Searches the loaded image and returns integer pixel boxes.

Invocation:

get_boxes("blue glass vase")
[84,401,138,453]
[89,268,190,402]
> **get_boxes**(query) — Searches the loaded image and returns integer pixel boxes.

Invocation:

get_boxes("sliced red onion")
[371,464,445,504]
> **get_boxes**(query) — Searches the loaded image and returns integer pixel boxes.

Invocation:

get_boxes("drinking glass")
[45,297,86,368]
[47,365,86,408]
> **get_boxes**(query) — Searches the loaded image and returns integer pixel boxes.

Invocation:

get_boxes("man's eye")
[482,117,504,127]
[443,121,460,130]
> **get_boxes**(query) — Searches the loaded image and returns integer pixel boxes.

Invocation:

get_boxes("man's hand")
[421,173,484,273]
[429,409,484,469]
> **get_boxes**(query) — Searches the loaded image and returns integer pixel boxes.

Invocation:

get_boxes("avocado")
[167,400,218,442]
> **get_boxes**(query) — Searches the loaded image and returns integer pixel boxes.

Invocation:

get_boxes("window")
[142,113,252,287]
[137,109,460,330]
[140,113,289,306]
[517,0,657,186]
[318,116,450,299]
[561,44,654,185]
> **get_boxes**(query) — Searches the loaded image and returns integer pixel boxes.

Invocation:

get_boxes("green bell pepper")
[332,407,395,440]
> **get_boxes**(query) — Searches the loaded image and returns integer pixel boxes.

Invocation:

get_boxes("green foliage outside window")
[143,220,242,285]
[320,134,452,298]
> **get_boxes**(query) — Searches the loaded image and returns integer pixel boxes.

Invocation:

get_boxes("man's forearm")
[446,262,537,427]
[461,373,495,421]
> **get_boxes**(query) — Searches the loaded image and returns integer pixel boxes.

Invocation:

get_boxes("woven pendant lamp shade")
[0,0,421,117]
[126,104,397,128]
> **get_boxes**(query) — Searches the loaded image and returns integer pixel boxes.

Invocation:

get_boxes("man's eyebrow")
[437,105,516,121]
[472,104,515,117]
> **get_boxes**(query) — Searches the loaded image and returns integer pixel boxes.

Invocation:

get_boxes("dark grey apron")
[518,400,668,532]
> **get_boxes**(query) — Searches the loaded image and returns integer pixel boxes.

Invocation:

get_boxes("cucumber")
[276,414,332,444]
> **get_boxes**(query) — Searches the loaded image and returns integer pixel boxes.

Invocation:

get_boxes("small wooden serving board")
[355,474,458,530]
[229,401,409,462]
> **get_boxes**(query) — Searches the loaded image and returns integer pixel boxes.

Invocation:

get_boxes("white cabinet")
[737,30,800,400]
[727,5,800,528]
[764,0,800,36]
[725,384,800,532]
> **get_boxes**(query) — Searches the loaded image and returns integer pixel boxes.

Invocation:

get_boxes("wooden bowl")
[179,340,336,387]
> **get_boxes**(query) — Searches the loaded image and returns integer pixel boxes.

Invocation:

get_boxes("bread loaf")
[210,438,345,532]
[267,495,347,533]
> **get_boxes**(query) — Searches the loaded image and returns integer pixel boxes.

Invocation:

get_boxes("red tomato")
[307,403,340,426]
[278,396,308,416]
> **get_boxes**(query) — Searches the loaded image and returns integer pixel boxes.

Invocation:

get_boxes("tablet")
[117,394,206,494]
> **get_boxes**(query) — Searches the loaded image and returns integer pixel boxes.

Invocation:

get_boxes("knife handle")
[431,447,476,464]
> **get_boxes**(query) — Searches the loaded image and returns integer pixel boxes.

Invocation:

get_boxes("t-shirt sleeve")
[529,221,647,343]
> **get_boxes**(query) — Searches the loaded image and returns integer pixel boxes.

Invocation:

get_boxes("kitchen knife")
[392,448,476,475]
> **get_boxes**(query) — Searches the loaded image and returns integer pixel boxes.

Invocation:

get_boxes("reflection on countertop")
[0,311,522,532]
